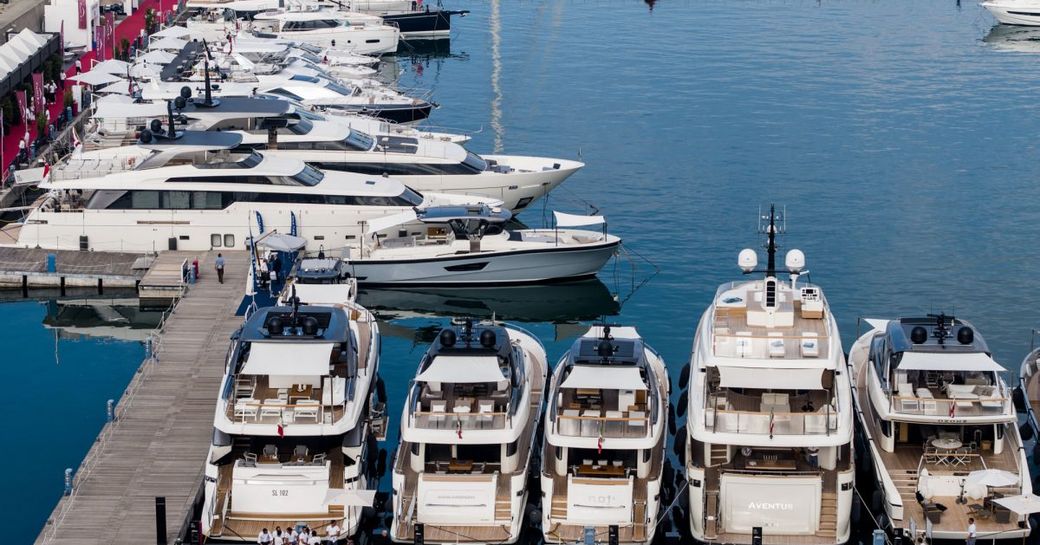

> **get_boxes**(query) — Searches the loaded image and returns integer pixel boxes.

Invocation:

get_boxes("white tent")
[258,233,307,252]
[993,494,1040,515]
[149,37,189,51]
[242,342,333,376]
[560,365,646,391]
[68,70,124,86]
[136,50,178,65]
[152,25,193,39]
[416,355,505,384]
[718,367,824,390]
[90,59,131,74]
[94,80,132,95]
[554,211,606,228]
[0,29,51,82]
[895,352,1005,372]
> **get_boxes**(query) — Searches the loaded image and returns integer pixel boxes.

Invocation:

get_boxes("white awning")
[149,36,188,51]
[152,25,193,39]
[416,355,505,384]
[325,488,376,507]
[366,209,417,234]
[895,352,1005,372]
[718,367,824,390]
[136,50,178,65]
[242,342,333,376]
[258,233,307,252]
[993,494,1040,515]
[68,70,124,86]
[554,211,606,228]
[560,365,646,391]
[90,59,131,74]
[94,81,131,95]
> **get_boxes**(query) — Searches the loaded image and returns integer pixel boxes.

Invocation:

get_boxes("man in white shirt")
[287,527,299,544]
[308,532,322,545]
[326,522,341,544]
[967,517,976,545]
[258,528,273,544]
[273,527,284,545]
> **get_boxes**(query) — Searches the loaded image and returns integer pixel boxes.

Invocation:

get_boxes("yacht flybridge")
[849,315,1031,541]
[202,301,384,540]
[982,0,1040,25]
[685,207,854,545]
[540,325,669,545]
[390,319,547,544]
[348,207,621,285]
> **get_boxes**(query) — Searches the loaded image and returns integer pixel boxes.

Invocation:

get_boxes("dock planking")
[34,250,249,545]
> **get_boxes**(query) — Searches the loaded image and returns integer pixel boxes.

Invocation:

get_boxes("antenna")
[927,313,953,345]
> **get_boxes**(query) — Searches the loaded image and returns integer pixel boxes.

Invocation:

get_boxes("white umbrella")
[257,233,307,252]
[152,25,192,39]
[94,80,131,95]
[994,494,1040,515]
[136,50,177,65]
[90,59,131,74]
[965,469,1019,488]
[149,36,189,51]
[68,70,124,86]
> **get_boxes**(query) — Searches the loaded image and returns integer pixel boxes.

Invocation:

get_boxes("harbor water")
[10,0,1040,538]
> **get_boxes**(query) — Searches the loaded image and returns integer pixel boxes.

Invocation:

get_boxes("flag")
[255,210,265,233]
[105,13,115,58]
[42,163,51,183]
[1,108,6,187]
[290,211,297,236]
[32,73,45,116]
[597,435,603,454]
[277,422,285,437]
[15,90,27,125]
[72,127,82,151]
[768,411,775,437]
[949,402,956,418]
[78,0,87,29]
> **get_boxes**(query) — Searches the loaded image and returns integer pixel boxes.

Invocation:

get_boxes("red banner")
[15,91,27,125]
[97,24,106,59]
[105,12,115,57]
[32,73,44,116]
[78,0,87,29]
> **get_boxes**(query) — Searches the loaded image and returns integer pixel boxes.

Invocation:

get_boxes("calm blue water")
[13,0,1040,537]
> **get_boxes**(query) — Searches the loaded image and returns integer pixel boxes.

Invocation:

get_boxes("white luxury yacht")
[685,207,854,545]
[349,207,621,285]
[540,325,669,545]
[390,319,547,544]
[252,7,399,54]
[982,0,1040,25]
[849,314,1032,541]
[0,135,495,252]
[201,300,384,540]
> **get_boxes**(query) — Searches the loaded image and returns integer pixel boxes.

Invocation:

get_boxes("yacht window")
[375,135,419,154]
[290,74,320,83]
[292,165,325,186]
[194,191,223,209]
[345,130,374,151]
[196,152,264,170]
[131,191,160,209]
[267,88,304,101]
[224,234,235,247]
[164,191,191,209]
[287,117,314,135]
[324,81,352,96]
[462,151,488,173]
[211,234,222,247]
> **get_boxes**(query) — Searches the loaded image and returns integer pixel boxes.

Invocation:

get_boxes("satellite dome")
[957,327,974,345]
[479,329,497,348]
[785,249,806,273]
[439,329,456,347]
[738,248,758,273]
[910,326,928,344]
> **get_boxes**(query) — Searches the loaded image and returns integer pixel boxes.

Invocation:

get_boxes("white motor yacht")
[684,207,855,545]
[540,325,669,545]
[252,7,399,54]
[347,206,621,286]
[201,301,384,540]
[390,319,547,544]
[849,314,1032,541]
[982,0,1040,25]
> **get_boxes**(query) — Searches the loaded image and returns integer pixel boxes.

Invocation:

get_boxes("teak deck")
[34,251,249,545]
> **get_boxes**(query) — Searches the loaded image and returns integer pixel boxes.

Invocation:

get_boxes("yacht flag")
[255,211,265,233]
[769,410,775,438]
[290,211,297,236]
[456,419,462,439]
[949,402,956,418]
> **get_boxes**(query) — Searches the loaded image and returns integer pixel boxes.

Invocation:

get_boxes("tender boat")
[346,206,621,286]
[684,207,855,544]
[201,301,385,541]
[280,257,359,306]
[390,319,547,544]
[849,314,1031,541]
[540,325,669,545]
[982,0,1040,26]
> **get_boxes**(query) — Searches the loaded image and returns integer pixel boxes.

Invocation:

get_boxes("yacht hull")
[347,238,619,286]
[330,102,434,123]
[983,2,1040,25]
[384,10,454,39]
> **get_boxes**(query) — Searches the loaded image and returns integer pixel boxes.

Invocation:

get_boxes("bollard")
[64,468,73,496]
[107,399,115,422]
[46,253,56,273]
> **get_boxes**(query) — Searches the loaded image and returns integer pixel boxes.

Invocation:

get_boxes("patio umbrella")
[151,25,192,39]
[148,37,189,51]
[94,80,131,95]
[257,233,307,253]
[68,70,124,86]
[965,469,1019,488]
[89,59,131,74]
[993,494,1040,515]
[136,50,177,65]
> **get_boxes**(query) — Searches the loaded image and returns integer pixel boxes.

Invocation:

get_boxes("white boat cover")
[993,494,1040,515]
[416,355,505,384]
[68,70,124,86]
[324,488,377,507]
[554,211,606,227]
[561,365,646,391]
[718,367,823,390]
[366,209,417,234]
[258,233,307,252]
[242,342,333,376]
[895,352,1004,372]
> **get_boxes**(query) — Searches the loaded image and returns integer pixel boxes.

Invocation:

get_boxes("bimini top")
[417,205,512,224]
[884,316,1004,373]
[239,304,351,343]
[557,325,652,390]
[414,320,514,384]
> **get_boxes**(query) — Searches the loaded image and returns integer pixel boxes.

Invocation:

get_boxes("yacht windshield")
[345,130,374,151]
[400,187,423,206]
[197,151,265,169]
[290,74,320,83]
[323,80,352,96]
[293,164,325,186]
[463,151,488,172]
[287,117,314,135]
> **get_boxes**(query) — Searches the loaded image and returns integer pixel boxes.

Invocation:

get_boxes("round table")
[932,437,962,450]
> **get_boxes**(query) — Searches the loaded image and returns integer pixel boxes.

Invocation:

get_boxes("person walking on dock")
[215,253,225,283]
[967,518,976,545]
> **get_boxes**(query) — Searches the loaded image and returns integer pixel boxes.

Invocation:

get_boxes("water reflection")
[356,278,620,324]
[983,24,1040,53]
[41,297,165,342]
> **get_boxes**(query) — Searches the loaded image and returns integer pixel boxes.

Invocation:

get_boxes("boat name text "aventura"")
[748,502,794,511]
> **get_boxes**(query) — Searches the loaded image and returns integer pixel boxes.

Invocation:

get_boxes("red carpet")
[1,0,164,180]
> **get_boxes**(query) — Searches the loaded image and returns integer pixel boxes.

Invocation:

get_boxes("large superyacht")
[685,207,854,544]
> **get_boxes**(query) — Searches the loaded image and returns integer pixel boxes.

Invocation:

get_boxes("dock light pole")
[155,496,167,545]
[63,468,73,496]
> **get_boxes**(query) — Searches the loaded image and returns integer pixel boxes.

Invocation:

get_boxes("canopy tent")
[894,352,1005,372]
[560,365,646,391]
[324,488,377,507]
[241,342,334,376]
[89,59,131,74]
[0,29,61,97]
[993,494,1040,515]
[965,469,1019,488]
[152,25,193,39]
[136,50,178,65]
[554,211,606,228]
[415,355,505,384]
[94,80,132,95]
[68,70,124,86]
[149,37,189,51]
[366,209,417,234]
[718,367,824,390]
[258,233,307,252]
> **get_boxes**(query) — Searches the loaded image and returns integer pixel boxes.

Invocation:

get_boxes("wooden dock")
[34,250,249,545]
[0,247,146,290]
